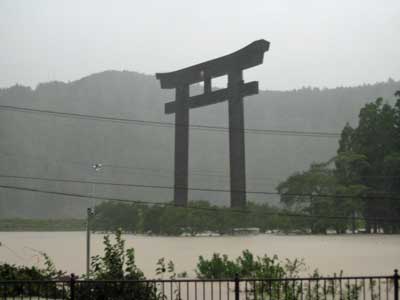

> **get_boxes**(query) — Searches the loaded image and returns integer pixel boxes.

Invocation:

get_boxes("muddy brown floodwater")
[0,232,399,277]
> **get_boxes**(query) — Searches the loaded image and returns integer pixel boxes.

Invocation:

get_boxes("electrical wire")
[0,173,399,201]
[0,104,340,137]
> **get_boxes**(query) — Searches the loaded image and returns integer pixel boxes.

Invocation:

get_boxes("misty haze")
[0,1,399,299]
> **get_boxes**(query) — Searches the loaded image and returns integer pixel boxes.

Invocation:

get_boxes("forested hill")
[0,71,399,218]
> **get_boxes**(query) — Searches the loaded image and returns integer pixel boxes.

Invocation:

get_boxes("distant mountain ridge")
[0,70,398,218]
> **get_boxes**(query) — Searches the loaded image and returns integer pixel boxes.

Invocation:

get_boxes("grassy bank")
[0,218,86,231]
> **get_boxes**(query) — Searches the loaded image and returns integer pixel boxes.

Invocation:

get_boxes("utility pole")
[86,207,94,277]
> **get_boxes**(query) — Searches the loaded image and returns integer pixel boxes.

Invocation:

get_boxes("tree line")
[91,200,288,235]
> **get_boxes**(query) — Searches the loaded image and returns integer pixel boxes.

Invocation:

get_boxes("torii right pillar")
[228,70,246,208]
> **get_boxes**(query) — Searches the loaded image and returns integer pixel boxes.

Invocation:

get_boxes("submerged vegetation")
[91,200,288,235]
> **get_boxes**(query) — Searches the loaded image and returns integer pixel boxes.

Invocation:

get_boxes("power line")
[0,173,399,201]
[0,183,398,224]
[0,104,340,138]
[0,173,271,194]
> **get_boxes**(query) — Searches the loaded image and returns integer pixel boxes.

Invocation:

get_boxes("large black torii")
[156,40,270,208]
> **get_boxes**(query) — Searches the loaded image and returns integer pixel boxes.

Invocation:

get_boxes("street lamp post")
[91,163,102,207]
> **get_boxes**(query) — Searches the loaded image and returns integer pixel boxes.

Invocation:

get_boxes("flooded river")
[0,232,399,277]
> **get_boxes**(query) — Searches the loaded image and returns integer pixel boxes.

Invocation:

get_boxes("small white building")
[232,227,260,235]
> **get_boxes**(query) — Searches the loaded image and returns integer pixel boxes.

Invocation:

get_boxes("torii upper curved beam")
[156,39,270,89]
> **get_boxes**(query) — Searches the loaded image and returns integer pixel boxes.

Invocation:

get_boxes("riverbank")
[0,218,391,235]
[0,219,86,231]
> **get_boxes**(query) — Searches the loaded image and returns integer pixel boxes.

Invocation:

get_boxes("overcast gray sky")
[1,0,399,90]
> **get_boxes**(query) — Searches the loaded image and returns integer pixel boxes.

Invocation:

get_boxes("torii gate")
[156,39,270,208]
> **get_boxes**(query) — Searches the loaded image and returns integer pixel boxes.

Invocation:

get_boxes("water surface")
[0,232,398,277]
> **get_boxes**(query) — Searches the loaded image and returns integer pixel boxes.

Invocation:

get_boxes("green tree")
[334,150,369,232]
[90,229,144,280]
[278,93,400,234]
[83,229,159,300]
[196,250,292,279]
[337,95,400,233]
[92,202,141,232]
[277,162,339,233]
[0,252,66,298]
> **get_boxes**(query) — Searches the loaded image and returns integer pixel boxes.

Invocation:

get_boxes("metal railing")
[0,270,398,300]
